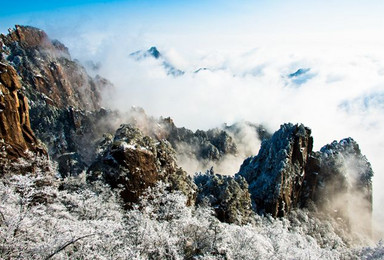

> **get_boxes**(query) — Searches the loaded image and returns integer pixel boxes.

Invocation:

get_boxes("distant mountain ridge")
[130,46,185,76]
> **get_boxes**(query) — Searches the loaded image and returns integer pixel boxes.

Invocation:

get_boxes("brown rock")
[87,124,196,206]
[0,62,45,162]
[0,25,105,111]
[0,25,114,173]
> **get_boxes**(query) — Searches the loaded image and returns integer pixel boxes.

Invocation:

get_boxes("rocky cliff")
[238,123,313,217]
[1,25,104,110]
[87,124,196,206]
[114,107,269,174]
[0,63,38,158]
[194,169,253,224]
[303,138,373,234]
[0,47,48,175]
[1,25,115,175]
[237,123,373,227]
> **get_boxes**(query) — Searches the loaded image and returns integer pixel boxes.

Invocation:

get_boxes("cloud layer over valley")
[81,41,384,229]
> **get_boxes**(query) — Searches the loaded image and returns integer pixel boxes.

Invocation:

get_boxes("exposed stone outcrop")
[114,107,269,174]
[238,123,313,217]
[0,25,114,176]
[1,25,104,110]
[194,169,253,224]
[237,123,373,225]
[0,62,46,163]
[302,138,373,233]
[121,108,240,162]
[162,118,238,162]
[130,46,185,77]
[163,119,270,165]
[0,25,374,233]
[87,124,196,206]
[30,106,116,162]
[0,55,50,176]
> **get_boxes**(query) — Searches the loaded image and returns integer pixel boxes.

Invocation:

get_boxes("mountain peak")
[148,46,161,59]
[130,46,184,77]
[130,46,162,60]
[288,68,311,78]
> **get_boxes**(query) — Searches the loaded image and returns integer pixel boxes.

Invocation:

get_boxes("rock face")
[237,123,373,224]
[1,25,104,110]
[116,108,269,174]
[161,119,270,167]
[302,138,373,224]
[0,61,45,162]
[29,106,116,163]
[87,124,196,206]
[0,48,49,175]
[162,117,238,162]
[1,25,114,176]
[194,169,253,224]
[238,123,313,217]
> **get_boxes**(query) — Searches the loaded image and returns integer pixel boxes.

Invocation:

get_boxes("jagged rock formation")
[1,25,104,110]
[0,63,37,157]
[87,124,196,206]
[302,138,373,230]
[0,54,49,175]
[117,108,269,173]
[194,169,253,224]
[0,25,114,176]
[238,123,313,217]
[162,117,238,162]
[0,60,47,169]
[162,119,270,164]
[29,106,117,163]
[237,123,373,225]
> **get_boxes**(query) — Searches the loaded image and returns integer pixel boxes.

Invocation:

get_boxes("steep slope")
[303,138,373,234]
[238,123,313,217]
[194,169,253,224]
[87,124,196,206]
[237,123,373,231]
[1,25,103,110]
[0,48,50,175]
[0,25,114,175]
[0,61,46,162]
[0,63,37,157]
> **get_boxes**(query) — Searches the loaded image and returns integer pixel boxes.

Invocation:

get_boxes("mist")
[72,37,383,231]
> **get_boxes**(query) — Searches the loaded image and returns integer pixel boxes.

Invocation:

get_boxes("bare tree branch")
[0,209,5,224]
[45,233,95,260]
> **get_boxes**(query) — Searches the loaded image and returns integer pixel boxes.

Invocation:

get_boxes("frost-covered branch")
[45,234,95,260]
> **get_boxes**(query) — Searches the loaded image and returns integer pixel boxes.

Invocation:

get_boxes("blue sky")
[1,0,383,51]
[1,0,126,16]
[1,1,382,37]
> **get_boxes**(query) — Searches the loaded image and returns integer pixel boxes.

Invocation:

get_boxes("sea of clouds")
[60,33,384,231]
